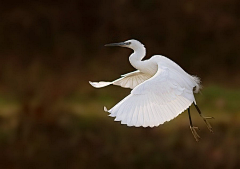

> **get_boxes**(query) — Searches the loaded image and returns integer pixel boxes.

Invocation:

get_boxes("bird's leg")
[188,108,200,142]
[193,103,214,133]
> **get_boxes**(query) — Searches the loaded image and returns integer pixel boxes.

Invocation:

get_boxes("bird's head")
[105,39,144,50]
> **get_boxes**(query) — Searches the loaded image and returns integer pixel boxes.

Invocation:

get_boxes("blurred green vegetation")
[0,85,240,168]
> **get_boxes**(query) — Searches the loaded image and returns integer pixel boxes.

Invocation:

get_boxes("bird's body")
[90,39,213,140]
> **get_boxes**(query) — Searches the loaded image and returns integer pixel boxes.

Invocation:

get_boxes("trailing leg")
[193,103,214,133]
[188,108,200,142]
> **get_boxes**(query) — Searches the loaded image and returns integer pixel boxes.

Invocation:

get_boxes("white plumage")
[89,39,201,128]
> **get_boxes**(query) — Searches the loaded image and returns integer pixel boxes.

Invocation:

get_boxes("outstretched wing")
[89,70,152,89]
[105,63,195,127]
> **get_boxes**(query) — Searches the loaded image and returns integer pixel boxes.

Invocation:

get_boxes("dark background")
[0,0,240,168]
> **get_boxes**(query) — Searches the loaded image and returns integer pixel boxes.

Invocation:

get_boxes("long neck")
[129,45,146,70]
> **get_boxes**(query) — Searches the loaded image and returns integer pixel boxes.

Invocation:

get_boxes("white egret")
[89,39,213,141]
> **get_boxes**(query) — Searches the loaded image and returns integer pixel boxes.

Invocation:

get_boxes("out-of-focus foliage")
[0,0,240,168]
[0,86,240,169]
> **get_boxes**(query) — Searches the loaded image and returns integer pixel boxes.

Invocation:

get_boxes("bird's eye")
[125,42,131,45]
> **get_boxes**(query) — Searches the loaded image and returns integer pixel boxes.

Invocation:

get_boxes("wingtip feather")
[89,81,112,88]
[104,106,108,112]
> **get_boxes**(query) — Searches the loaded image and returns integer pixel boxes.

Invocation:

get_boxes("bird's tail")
[192,76,201,93]
[89,81,112,88]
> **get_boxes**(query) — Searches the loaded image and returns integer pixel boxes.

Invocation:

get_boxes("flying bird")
[89,39,213,141]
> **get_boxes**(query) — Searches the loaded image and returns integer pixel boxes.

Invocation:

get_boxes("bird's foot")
[201,116,214,133]
[190,126,200,142]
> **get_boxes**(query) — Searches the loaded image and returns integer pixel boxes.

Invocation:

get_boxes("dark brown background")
[0,0,239,168]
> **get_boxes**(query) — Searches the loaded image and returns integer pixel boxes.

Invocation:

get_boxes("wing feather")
[133,105,140,127]
[126,104,135,126]
[149,99,158,126]
[115,70,152,89]
[121,99,133,125]
[137,99,144,127]
[90,70,152,89]
[106,62,195,127]
[136,76,141,85]
[146,96,155,127]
